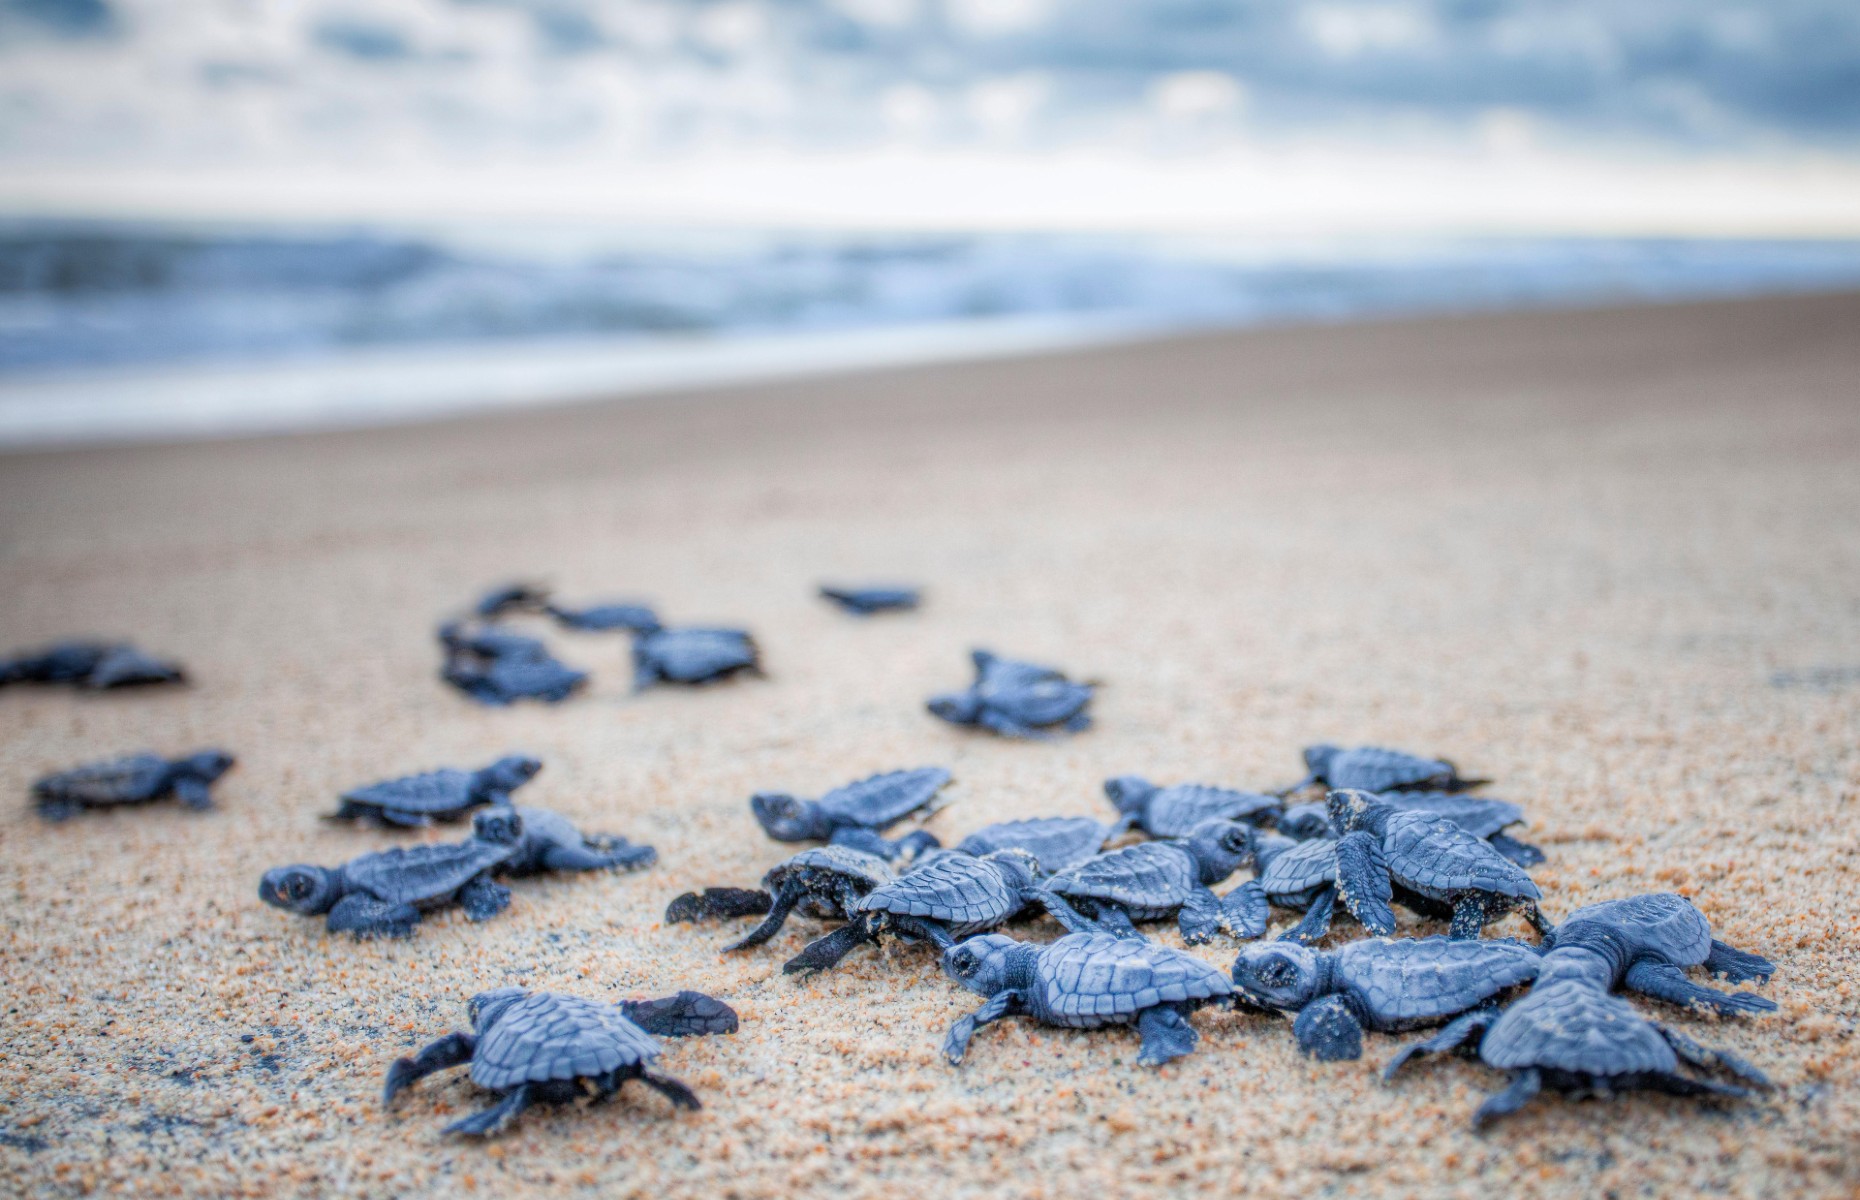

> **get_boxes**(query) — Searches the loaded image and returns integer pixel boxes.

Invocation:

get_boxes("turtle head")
[258,865,340,915]
[941,933,1021,998]
[1277,803,1334,841]
[892,829,943,863]
[179,749,236,781]
[926,690,981,726]
[1184,818,1259,884]
[1326,789,1387,835]
[472,805,526,847]
[1302,744,1341,781]
[467,986,530,1032]
[751,793,827,842]
[480,755,543,793]
[980,848,1044,890]
[1102,776,1158,821]
[1230,942,1323,1012]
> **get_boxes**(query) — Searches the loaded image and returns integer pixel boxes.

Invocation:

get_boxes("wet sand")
[1,292,1856,1198]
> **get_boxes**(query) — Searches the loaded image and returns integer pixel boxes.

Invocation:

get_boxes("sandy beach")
[1,291,1857,1199]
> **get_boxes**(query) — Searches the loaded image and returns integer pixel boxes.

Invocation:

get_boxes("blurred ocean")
[4,222,1860,444]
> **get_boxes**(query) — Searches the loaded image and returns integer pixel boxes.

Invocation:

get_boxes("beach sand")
[1,292,1857,1198]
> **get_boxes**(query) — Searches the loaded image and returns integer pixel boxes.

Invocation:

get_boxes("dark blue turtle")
[750,766,952,857]
[1037,819,1262,944]
[33,750,234,821]
[439,620,587,705]
[1230,936,1543,1061]
[942,932,1235,1067]
[1534,892,1775,1016]
[1286,744,1486,795]
[818,585,921,615]
[1103,776,1282,839]
[1,640,186,689]
[1327,790,1549,939]
[1231,833,1345,943]
[546,600,661,632]
[927,649,1095,739]
[258,836,517,939]
[1383,979,1772,1127]
[783,848,1046,973]
[384,988,737,1137]
[326,755,542,826]
[955,816,1112,873]
[1280,792,1544,867]
[665,843,897,953]
[472,805,657,876]
[631,626,762,689]
[471,582,552,619]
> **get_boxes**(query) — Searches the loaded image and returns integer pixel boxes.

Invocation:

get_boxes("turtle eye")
[950,950,977,975]
[1223,832,1249,853]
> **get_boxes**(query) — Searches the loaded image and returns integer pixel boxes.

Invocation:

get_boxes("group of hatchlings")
[9,581,1779,1139]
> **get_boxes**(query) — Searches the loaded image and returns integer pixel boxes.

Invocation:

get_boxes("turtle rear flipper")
[1135,1004,1199,1066]
[444,1085,535,1137]
[327,895,421,939]
[1624,960,1776,1016]
[665,888,772,924]
[1704,939,1775,984]
[782,918,877,974]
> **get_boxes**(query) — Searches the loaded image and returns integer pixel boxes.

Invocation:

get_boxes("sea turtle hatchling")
[1230,936,1543,1061]
[955,816,1112,873]
[1383,978,1772,1127]
[818,585,921,615]
[545,600,661,632]
[438,621,587,705]
[1534,892,1775,1016]
[1038,819,1263,944]
[472,805,657,876]
[1230,833,1347,943]
[33,749,234,821]
[1,639,187,689]
[942,932,1235,1067]
[631,625,762,689]
[751,766,952,855]
[927,649,1095,739]
[1286,744,1487,796]
[1280,792,1545,867]
[1327,790,1550,939]
[258,836,517,939]
[664,843,898,953]
[784,848,1047,974]
[325,755,542,826]
[384,987,738,1136]
[1103,776,1282,839]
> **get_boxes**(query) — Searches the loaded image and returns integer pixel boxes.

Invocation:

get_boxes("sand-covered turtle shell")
[342,841,512,906]
[1334,937,1542,1028]
[764,844,896,893]
[470,993,661,1090]
[815,767,950,829]
[1379,812,1540,901]
[956,817,1109,872]
[33,753,170,805]
[1044,842,1198,911]
[1479,979,1675,1077]
[1034,933,1233,1024]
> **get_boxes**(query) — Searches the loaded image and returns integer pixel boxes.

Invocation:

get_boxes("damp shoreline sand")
[1,292,1856,1198]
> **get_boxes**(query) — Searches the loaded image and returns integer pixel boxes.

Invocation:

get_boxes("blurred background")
[2,0,1858,442]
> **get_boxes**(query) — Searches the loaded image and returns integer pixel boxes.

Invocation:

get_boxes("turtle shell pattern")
[975,657,1089,725]
[1327,748,1455,793]
[956,817,1108,872]
[1545,893,1712,969]
[1334,937,1542,1030]
[1031,933,1234,1026]
[816,767,950,828]
[857,854,1020,937]
[471,993,662,1090]
[1044,843,1199,918]
[638,629,757,681]
[35,753,171,805]
[1257,838,1338,898]
[1479,979,1676,1077]
[764,844,896,893]
[1141,785,1281,838]
[1379,811,1539,903]
[342,769,478,817]
[1384,793,1524,839]
[342,841,513,907]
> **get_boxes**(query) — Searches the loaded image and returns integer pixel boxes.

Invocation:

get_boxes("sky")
[2,0,1859,233]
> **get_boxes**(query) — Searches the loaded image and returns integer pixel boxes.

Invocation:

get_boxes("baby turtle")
[818,584,921,615]
[471,582,552,619]
[1384,978,1771,1127]
[1038,819,1262,944]
[326,755,542,826]
[258,837,516,939]
[943,932,1235,1067]
[927,649,1095,739]
[33,749,234,821]
[955,816,1112,872]
[1287,744,1486,795]
[1536,892,1775,1016]
[1328,790,1549,939]
[632,625,762,689]
[472,805,658,876]
[1280,792,1544,867]
[1231,936,1543,1061]
[1,639,186,689]
[439,621,587,705]
[665,844,897,952]
[784,848,1046,973]
[385,987,737,1137]
[1104,776,1282,839]
[1231,833,1346,943]
[751,766,952,854]
[546,600,661,632]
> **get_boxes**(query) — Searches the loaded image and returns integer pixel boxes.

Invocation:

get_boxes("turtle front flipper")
[34,795,81,822]
[383,1032,477,1104]
[943,989,1022,1064]
[722,888,801,951]
[1176,887,1225,945]
[327,894,421,939]
[977,710,1050,740]
[444,1084,535,1137]
[637,1071,702,1111]
[782,918,877,974]
[1656,1025,1773,1090]
[1291,995,1363,1061]
[1334,832,1395,936]
[1624,960,1776,1016]
[1704,939,1775,984]
[459,876,512,922]
[1470,1069,1542,1129]
[619,992,739,1038]
[1033,888,1103,936]
[170,776,216,811]
[1485,832,1545,867]
[666,888,773,924]
[1135,1004,1199,1066]
[1278,888,1337,944]
[1381,1006,1496,1080]
[1220,881,1270,940]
